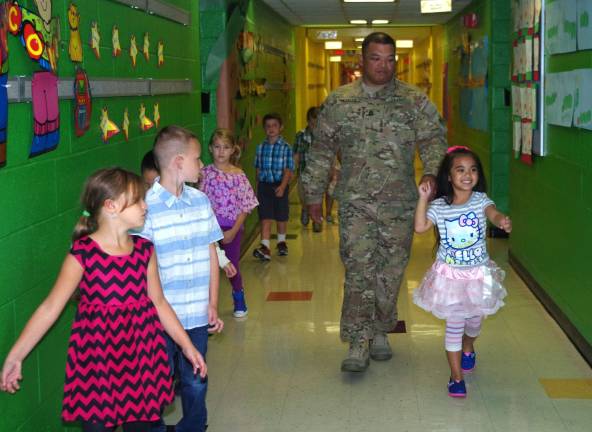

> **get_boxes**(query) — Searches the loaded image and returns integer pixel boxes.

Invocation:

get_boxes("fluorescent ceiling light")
[355,37,365,42]
[396,40,414,48]
[330,56,342,62]
[395,54,399,61]
[350,19,368,24]
[357,45,363,49]
[372,19,390,24]
[420,0,452,13]
[325,41,343,49]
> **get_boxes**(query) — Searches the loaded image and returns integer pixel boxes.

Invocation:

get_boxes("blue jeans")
[152,325,209,432]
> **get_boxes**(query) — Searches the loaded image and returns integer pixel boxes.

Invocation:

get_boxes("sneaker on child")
[447,379,467,398]
[461,351,476,373]
[277,241,288,256]
[253,244,271,261]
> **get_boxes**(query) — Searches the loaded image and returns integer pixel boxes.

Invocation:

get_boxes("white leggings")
[445,315,483,352]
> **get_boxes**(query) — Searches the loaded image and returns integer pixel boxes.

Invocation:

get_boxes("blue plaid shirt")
[254,137,294,183]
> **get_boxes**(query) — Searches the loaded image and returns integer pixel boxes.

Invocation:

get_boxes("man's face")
[362,42,395,86]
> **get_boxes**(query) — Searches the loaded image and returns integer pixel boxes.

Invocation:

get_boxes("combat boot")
[369,332,393,361]
[341,337,370,372]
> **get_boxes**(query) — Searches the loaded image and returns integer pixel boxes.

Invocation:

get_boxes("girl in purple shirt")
[200,129,258,317]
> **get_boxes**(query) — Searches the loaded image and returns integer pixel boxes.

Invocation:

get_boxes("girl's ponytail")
[72,211,99,242]
[229,143,242,167]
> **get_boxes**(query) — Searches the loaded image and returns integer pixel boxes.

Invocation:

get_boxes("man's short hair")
[153,125,197,170]
[263,112,283,126]
[362,32,396,57]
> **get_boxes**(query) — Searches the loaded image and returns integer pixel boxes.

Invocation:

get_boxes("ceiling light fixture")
[329,56,342,62]
[350,19,368,24]
[420,0,452,13]
[325,41,343,49]
[355,37,365,42]
[372,19,390,24]
[396,40,414,48]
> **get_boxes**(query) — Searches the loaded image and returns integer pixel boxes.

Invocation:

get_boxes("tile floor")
[163,198,592,432]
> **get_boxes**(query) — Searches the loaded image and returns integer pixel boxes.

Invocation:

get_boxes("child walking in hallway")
[413,146,512,398]
[200,128,258,318]
[0,168,206,432]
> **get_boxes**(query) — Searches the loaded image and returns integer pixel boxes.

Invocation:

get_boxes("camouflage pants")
[339,199,415,342]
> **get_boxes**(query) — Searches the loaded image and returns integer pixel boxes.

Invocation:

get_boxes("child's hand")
[182,345,208,379]
[417,181,432,200]
[498,215,512,233]
[223,262,237,278]
[0,358,23,394]
[222,230,236,244]
[207,305,224,333]
[274,185,285,197]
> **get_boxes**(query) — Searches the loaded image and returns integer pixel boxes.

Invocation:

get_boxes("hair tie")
[82,210,91,217]
[447,145,470,153]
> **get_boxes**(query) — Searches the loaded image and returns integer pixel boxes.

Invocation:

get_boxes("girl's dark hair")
[435,147,487,205]
[72,168,145,242]
[141,149,158,173]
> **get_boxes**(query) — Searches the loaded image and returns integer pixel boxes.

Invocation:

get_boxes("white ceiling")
[260,0,473,26]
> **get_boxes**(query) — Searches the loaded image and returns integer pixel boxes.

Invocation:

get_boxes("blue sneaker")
[461,351,476,373]
[447,379,467,398]
[232,290,248,318]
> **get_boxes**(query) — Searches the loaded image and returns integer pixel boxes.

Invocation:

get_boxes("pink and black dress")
[61,236,173,427]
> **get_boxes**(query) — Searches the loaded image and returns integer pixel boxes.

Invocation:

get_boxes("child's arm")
[215,244,236,278]
[1,255,83,393]
[485,205,512,233]
[414,182,434,233]
[275,168,292,197]
[222,212,247,244]
[147,254,207,378]
[207,243,224,333]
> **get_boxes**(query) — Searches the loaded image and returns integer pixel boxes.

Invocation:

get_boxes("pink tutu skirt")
[413,260,507,320]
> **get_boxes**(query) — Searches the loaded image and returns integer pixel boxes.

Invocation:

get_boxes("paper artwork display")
[112,25,121,57]
[74,68,91,137]
[31,71,59,157]
[157,41,164,67]
[577,0,592,50]
[67,3,82,62]
[573,69,592,130]
[90,21,100,59]
[8,0,59,71]
[139,104,154,131]
[545,0,577,54]
[100,108,120,141]
[122,108,129,141]
[143,32,149,61]
[545,71,576,127]
[153,103,160,127]
[0,2,8,168]
[130,35,138,68]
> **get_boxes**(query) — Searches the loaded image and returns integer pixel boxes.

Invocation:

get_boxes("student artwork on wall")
[157,40,164,67]
[31,71,59,157]
[458,34,489,132]
[546,69,592,130]
[100,107,120,141]
[573,69,592,129]
[90,21,100,59]
[122,108,129,141]
[74,68,91,137]
[153,103,160,127]
[0,2,7,168]
[577,0,592,50]
[130,34,138,67]
[112,25,121,57]
[545,0,577,54]
[67,3,82,62]
[143,32,149,61]
[139,103,154,131]
[8,0,59,72]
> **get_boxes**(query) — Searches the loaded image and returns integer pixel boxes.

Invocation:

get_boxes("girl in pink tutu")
[1,168,206,431]
[413,146,512,398]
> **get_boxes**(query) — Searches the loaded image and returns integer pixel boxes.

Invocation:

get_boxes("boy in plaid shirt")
[253,113,294,260]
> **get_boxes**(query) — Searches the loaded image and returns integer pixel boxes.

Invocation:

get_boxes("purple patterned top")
[199,165,259,223]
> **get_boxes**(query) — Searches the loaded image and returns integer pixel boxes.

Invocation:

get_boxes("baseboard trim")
[509,250,592,367]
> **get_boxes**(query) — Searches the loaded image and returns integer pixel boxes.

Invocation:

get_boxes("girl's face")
[448,155,479,193]
[111,191,148,229]
[211,138,234,165]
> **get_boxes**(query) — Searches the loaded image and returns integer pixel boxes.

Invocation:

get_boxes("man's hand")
[308,203,323,223]
[419,175,437,201]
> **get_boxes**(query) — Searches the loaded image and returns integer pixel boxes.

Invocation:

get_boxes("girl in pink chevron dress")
[0,168,206,432]
[200,128,258,318]
[413,147,512,399]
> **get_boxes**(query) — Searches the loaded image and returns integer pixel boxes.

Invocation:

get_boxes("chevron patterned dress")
[62,236,174,426]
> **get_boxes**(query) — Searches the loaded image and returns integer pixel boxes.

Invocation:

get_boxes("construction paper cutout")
[112,25,121,57]
[31,71,59,157]
[67,3,82,62]
[8,1,58,71]
[143,32,149,61]
[130,34,138,68]
[139,103,154,131]
[122,108,129,141]
[100,107,120,141]
[157,40,164,67]
[90,21,100,59]
[74,67,91,137]
[153,103,160,127]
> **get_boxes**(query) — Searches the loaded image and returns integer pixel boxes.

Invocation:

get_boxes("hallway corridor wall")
[0,1,202,430]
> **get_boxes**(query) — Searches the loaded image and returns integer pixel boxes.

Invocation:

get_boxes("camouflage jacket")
[301,78,447,204]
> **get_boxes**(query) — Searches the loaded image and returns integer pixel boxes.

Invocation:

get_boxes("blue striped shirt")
[138,179,223,329]
[254,137,294,183]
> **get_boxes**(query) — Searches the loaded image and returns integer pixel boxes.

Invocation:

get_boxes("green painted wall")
[444,0,511,213]
[509,53,592,345]
[0,1,201,430]
[200,0,295,241]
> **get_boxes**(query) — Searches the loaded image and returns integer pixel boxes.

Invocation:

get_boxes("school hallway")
[161,194,592,432]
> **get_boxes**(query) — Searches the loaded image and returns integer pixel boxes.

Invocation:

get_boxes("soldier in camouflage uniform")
[301,32,447,372]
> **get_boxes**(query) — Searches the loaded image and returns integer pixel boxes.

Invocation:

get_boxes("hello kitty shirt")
[427,192,494,267]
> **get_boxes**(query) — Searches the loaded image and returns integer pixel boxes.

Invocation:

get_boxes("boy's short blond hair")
[153,125,198,170]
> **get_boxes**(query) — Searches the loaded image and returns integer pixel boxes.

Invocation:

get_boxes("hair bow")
[459,212,478,227]
[447,145,470,153]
